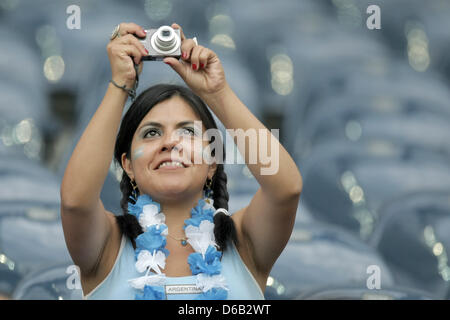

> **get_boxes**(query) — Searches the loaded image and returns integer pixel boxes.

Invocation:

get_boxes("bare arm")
[60,83,128,275]
[60,23,147,275]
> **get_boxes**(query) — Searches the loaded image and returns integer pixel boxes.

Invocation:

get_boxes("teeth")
[158,161,184,169]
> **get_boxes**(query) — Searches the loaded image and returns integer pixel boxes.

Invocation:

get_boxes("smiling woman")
[60,22,302,300]
[114,84,236,254]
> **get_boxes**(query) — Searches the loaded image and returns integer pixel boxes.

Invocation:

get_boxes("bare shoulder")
[231,207,268,292]
[81,211,122,296]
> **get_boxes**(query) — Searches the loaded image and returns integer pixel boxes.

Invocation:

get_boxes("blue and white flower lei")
[127,193,229,300]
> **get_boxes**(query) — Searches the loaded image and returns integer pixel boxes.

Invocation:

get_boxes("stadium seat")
[0,160,60,205]
[0,202,71,274]
[296,104,450,160]
[299,141,450,240]
[265,220,394,299]
[12,263,82,300]
[370,190,450,299]
[295,285,435,300]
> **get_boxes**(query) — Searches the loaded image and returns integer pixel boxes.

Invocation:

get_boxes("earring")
[204,178,213,198]
[130,179,139,199]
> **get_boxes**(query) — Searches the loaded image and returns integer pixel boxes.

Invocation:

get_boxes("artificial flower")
[185,220,216,255]
[187,245,222,275]
[139,205,166,230]
[128,194,160,219]
[135,224,168,253]
[135,249,166,274]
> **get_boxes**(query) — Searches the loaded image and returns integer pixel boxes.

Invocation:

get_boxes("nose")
[160,131,183,153]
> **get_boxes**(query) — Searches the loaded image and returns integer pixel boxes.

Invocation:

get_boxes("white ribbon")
[214,208,231,217]
[135,250,166,274]
[128,274,166,290]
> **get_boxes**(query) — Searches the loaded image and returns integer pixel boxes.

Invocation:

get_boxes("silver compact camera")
[139,25,182,61]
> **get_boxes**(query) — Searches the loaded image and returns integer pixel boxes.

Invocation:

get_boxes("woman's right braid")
[116,172,143,249]
[212,164,238,252]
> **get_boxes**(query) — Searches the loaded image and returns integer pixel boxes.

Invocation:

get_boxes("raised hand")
[106,22,148,88]
[163,23,228,97]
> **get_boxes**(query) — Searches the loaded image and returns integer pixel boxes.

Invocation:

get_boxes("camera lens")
[150,25,181,54]
[155,26,176,52]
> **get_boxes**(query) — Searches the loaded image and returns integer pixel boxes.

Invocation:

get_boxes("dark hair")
[113,84,237,252]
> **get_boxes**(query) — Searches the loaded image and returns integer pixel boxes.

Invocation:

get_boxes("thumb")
[164,57,187,79]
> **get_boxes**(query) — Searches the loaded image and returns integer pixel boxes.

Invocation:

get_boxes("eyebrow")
[138,121,199,131]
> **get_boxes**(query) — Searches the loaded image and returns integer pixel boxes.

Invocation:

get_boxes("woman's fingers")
[107,22,147,86]
[119,44,143,65]
[171,22,210,70]
[189,46,211,70]
[197,47,210,69]
[189,45,201,70]
[119,22,147,38]
[164,22,226,95]
[179,39,196,60]
[117,34,148,56]
[171,23,196,61]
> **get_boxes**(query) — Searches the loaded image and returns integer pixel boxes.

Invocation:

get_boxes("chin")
[155,182,191,196]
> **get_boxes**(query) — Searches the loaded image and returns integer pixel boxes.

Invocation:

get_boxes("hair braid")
[116,172,143,249]
[211,164,238,252]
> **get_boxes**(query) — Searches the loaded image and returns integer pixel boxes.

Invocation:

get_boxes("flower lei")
[126,193,229,300]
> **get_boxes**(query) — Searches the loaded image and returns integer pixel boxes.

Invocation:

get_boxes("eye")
[144,128,161,138]
[181,127,196,136]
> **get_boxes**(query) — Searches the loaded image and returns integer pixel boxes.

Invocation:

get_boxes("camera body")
[139,26,182,61]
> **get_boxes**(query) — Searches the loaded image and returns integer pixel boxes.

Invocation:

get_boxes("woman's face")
[122,95,216,202]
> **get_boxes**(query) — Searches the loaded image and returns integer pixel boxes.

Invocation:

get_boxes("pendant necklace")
[167,233,188,246]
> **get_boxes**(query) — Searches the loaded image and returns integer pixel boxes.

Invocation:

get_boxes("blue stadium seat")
[225,0,331,115]
[299,140,450,240]
[370,190,450,299]
[0,202,71,274]
[12,263,82,300]
[282,37,390,152]
[284,59,450,151]
[0,160,60,206]
[0,119,44,161]
[296,104,450,160]
[265,220,394,299]
[0,83,50,134]
[356,0,450,77]
[0,253,22,299]
[0,26,46,99]
[295,285,435,300]
[0,201,72,298]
